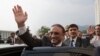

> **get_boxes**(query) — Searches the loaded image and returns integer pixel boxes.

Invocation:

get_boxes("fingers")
[12,6,17,16]
[17,5,23,13]
[12,5,26,16]
[87,25,95,34]
[88,25,94,30]
[12,8,15,16]
[25,12,28,19]
[12,5,23,13]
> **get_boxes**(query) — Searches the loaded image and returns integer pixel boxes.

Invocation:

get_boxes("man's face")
[11,33,15,37]
[68,27,78,38]
[95,26,100,36]
[49,26,64,45]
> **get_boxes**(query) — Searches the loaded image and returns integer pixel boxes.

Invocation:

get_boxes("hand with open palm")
[87,25,95,35]
[12,5,28,28]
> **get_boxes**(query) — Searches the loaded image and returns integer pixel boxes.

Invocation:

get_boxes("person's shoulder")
[63,38,70,44]
[8,36,11,38]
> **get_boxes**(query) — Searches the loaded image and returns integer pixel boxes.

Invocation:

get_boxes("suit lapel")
[75,37,82,47]
[63,38,71,46]
[55,37,82,47]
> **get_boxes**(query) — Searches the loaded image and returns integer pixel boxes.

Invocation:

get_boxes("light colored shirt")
[55,42,63,47]
[18,26,27,35]
[90,36,100,47]
[70,37,77,47]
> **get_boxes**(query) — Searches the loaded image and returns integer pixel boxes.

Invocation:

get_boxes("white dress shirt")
[90,36,100,47]
[55,42,63,47]
[70,37,77,47]
[18,26,27,35]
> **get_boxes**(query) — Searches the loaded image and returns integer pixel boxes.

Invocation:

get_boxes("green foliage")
[37,26,50,36]
[81,30,87,34]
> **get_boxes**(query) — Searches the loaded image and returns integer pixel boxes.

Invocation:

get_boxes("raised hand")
[12,5,28,28]
[87,25,95,35]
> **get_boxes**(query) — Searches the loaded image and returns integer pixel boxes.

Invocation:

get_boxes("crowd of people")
[0,5,100,56]
[0,32,24,44]
[12,5,100,48]
[12,5,100,56]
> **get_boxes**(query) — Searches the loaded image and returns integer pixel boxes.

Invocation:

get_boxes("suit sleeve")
[17,29,42,47]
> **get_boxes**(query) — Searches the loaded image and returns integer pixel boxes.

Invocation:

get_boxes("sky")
[0,0,95,34]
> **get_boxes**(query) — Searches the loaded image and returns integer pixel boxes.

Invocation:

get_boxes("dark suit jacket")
[82,35,94,48]
[95,46,100,56]
[7,36,17,44]
[63,37,82,47]
[18,30,67,47]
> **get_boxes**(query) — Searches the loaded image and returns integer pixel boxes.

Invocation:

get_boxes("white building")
[0,30,15,40]
[95,0,100,25]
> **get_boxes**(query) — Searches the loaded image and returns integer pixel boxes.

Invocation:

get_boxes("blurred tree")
[37,26,50,36]
[81,30,87,34]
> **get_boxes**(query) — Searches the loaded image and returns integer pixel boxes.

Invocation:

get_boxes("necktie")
[71,40,74,47]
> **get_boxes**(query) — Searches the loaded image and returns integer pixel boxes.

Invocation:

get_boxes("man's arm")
[13,5,42,47]
[18,28,42,47]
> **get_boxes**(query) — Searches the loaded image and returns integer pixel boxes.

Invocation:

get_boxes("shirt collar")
[55,41,63,47]
[70,37,77,43]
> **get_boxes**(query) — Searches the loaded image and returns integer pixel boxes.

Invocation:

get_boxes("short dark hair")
[11,32,15,35]
[51,24,65,33]
[67,24,79,30]
[96,24,100,27]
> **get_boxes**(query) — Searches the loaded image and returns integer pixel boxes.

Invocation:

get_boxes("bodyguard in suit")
[12,5,67,47]
[64,24,82,47]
